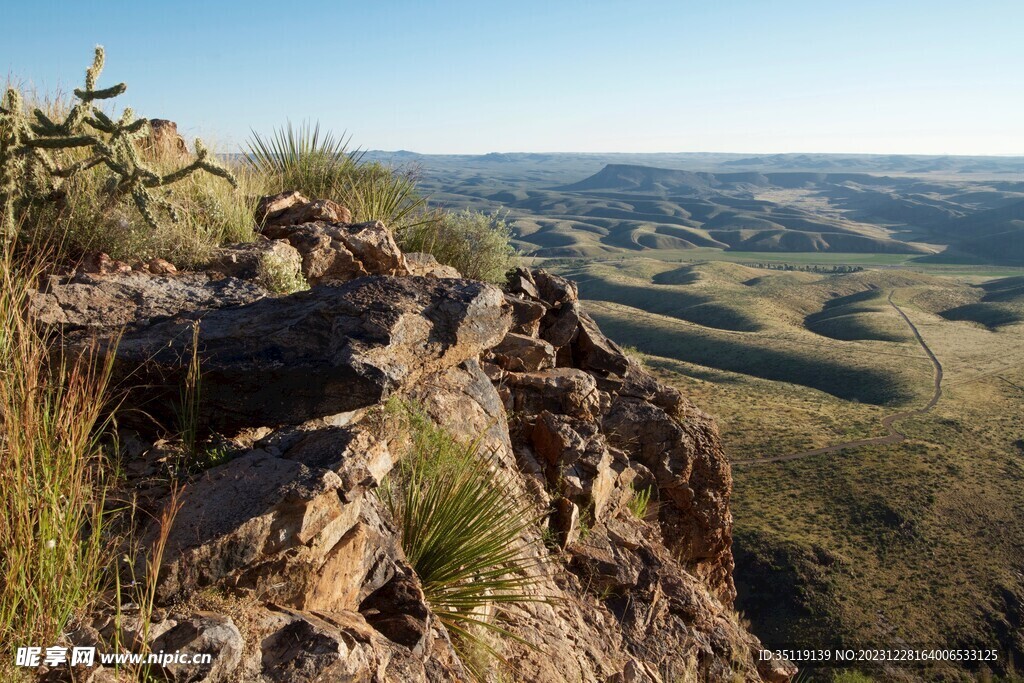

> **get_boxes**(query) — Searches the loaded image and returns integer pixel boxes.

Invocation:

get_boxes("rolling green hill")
[394,153,1024,265]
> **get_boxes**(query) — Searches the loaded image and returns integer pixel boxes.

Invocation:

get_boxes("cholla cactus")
[0,46,236,237]
[0,88,35,235]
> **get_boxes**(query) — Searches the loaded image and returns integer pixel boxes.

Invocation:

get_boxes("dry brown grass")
[0,250,116,679]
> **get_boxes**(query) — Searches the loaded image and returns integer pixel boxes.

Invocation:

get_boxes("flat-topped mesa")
[31,196,792,682]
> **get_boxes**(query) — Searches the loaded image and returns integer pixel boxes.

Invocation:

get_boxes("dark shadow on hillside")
[590,312,913,405]
[573,278,763,332]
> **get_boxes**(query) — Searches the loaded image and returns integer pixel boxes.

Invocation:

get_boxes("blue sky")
[3,1,1022,155]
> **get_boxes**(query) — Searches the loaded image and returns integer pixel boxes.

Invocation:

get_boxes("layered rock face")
[35,198,793,682]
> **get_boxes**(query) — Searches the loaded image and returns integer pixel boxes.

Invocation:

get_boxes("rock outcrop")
[36,196,792,682]
[500,267,736,601]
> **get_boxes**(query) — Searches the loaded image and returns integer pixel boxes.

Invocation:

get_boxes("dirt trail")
[733,291,943,466]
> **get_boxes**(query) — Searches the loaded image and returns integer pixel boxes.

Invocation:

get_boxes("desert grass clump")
[0,250,115,677]
[400,209,517,283]
[342,161,429,229]
[380,400,544,676]
[627,484,654,520]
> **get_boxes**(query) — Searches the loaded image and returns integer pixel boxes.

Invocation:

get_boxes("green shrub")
[400,209,517,282]
[380,400,543,677]
[257,249,308,294]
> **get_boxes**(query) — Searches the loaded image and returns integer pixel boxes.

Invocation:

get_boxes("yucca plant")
[244,122,432,230]
[343,161,429,230]
[381,401,546,678]
[243,120,362,201]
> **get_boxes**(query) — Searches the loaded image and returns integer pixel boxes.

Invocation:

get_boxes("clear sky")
[3,1,1022,155]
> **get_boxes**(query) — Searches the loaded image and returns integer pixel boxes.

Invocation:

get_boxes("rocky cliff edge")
[30,191,795,682]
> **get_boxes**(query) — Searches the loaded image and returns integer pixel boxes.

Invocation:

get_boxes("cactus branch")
[0,46,237,237]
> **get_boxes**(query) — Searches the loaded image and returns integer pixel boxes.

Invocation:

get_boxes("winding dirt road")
[733,291,943,466]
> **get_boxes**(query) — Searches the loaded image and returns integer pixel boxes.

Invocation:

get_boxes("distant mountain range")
[394,155,1024,263]
[366,150,1024,177]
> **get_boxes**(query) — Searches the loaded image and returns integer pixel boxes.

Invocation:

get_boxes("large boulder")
[77,276,510,432]
[504,292,547,336]
[256,190,352,227]
[405,252,461,279]
[263,221,409,285]
[146,119,188,156]
[29,272,267,329]
[487,332,556,372]
[504,368,603,421]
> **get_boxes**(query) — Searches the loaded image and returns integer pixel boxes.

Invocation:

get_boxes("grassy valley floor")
[547,255,1024,681]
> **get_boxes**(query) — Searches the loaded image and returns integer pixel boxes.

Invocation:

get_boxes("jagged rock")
[534,270,578,306]
[539,300,582,349]
[530,411,586,466]
[255,190,306,223]
[29,272,267,329]
[505,368,602,421]
[527,411,621,520]
[263,221,409,285]
[508,267,540,300]
[78,252,132,275]
[254,600,469,682]
[502,267,738,602]
[147,119,188,156]
[93,276,510,432]
[598,364,688,417]
[551,496,581,549]
[569,529,643,591]
[149,612,243,682]
[152,448,357,603]
[504,292,547,336]
[359,568,431,651]
[256,190,352,227]
[259,608,395,682]
[574,310,630,376]
[208,238,303,284]
[604,395,734,601]
[144,257,178,275]
[609,659,660,683]
[405,252,460,279]
[488,332,556,372]
[150,418,402,606]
